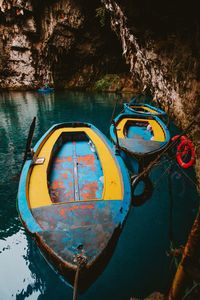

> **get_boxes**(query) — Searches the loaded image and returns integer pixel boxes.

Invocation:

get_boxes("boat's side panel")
[88,128,124,201]
[114,151,131,222]
[17,160,42,234]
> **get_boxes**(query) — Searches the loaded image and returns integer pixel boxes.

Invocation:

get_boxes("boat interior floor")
[126,121,153,140]
[49,135,104,203]
[118,120,166,153]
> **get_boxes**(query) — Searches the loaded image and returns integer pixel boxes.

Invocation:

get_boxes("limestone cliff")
[0,0,129,90]
[102,0,200,190]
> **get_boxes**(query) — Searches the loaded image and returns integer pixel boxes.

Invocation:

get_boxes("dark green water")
[0,91,199,300]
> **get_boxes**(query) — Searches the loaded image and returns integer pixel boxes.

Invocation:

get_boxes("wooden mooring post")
[168,208,200,299]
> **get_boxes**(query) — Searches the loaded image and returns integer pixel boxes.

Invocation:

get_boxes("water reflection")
[0,227,73,300]
[0,91,199,299]
[0,229,42,300]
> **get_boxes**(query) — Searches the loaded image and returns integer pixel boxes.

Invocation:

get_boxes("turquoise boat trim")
[33,122,91,153]
[17,160,42,233]
[110,113,170,157]
[18,121,131,236]
[17,121,132,290]
[124,103,167,117]
[113,150,131,224]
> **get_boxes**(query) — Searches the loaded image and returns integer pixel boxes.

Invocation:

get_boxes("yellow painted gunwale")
[29,127,123,209]
[116,118,165,142]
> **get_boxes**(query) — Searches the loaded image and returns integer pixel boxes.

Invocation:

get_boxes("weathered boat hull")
[110,113,170,166]
[17,122,131,290]
[124,102,167,118]
[34,201,123,291]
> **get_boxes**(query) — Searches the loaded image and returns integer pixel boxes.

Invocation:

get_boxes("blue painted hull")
[17,122,131,290]
[110,113,170,172]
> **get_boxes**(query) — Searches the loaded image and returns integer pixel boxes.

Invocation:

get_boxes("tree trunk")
[168,208,200,299]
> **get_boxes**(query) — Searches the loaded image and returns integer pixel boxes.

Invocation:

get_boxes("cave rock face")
[102,0,200,189]
[0,0,127,89]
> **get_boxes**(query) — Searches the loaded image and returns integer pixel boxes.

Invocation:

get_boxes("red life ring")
[176,139,195,169]
[171,135,190,156]
[171,135,195,169]
[171,134,189,143]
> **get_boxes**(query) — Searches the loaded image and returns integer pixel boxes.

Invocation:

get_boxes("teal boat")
[17,122,131,291]
[124,102,167,118]
[110,113,170,206]
[110,112,170,160]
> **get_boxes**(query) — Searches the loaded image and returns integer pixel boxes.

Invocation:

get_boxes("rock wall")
[102,0,200,191]
[0,1,199,187]
[0,0,129,90]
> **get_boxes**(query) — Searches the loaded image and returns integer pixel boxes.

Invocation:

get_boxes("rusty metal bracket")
[73,253,88,269]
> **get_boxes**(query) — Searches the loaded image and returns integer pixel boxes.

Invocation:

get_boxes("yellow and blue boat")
[17,122,131,290]
[110,113,170,160]
[124,102,167,118]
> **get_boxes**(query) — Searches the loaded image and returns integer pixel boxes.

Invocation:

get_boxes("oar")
[112,120,120,149]
[21,116,36,172]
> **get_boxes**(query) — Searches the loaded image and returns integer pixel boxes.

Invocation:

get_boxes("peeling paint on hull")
[17,122,131,290]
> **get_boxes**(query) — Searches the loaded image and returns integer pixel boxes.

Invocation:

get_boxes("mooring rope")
[153,162,173,189]
[73,264,80,300]
[72,254,87,300]
[182,282,200,300]
[175,162,198,188]
[152,152,198,190]
[167,163,181,270]
[131,118,197,185]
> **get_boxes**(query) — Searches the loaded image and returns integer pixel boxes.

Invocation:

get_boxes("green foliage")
[94,77,110,91]
[95,6,107,27]
[94,74,121,92]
